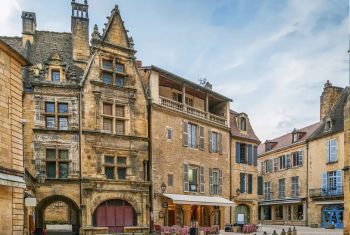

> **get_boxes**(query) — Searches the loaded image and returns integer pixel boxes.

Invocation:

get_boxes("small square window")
[103,103,113,116]
[45,102,55,113]
[59,150,68,160]
[105,167,115,179]
[58,117,68,130]
[166,128,173,140]
[59,163,68,179]
[116,77,124,87]
[58,103,68,113]
[117,157,126,165]
[51,70,60,82]
[102,72,113,85]
[117,167,126,180]
[105,156,114,164]
[46,149,56,159]
[168,174,174,186]
[115,63,124,73]
[103,118,113,132]
[102,60,113,70]
[116,120,125,135]
[116,105,124,117]
[46,116,55,128]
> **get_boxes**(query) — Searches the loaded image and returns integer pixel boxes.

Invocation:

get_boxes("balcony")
[309,187,343,199]
[159,96,227,126]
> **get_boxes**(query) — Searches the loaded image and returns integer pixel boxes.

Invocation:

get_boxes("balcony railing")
[309,187,343,198]
[158,96,227,126]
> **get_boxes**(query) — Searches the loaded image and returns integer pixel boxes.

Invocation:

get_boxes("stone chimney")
[21,11,36,47]
[71,0,90,66]
[320,80,343,120]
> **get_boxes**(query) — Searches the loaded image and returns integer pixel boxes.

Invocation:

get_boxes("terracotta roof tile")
[230,110,260,144]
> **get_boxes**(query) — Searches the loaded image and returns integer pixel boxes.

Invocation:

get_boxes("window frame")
[187,123,198,148]
[101,102,127,135]
[188,165,199,192]
[101,57,127,87]
[45,148,70,179]
[44,101,70,130]
[51,69,61,82]
[104,155,127,180]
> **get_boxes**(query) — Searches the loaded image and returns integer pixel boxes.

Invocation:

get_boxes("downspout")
[79,88,83,227]
[229,135,232,223]
[306,140,309,226]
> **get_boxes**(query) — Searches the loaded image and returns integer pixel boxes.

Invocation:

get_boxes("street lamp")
[154,182,167,198]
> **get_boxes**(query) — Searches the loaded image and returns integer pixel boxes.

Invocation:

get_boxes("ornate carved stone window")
[45,148,70,179]
[101,57,127,87]
[51,69,61,82]
[44,101,70,130]
[104,155,127,180]
[102,102,126,135]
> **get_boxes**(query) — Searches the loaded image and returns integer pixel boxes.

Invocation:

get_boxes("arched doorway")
[235,204,250,224]
[36,195,80,234]
[93,199,137,233]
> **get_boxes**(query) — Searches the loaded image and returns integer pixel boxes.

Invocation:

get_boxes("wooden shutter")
[209,168,213,194]
[253,145,258,166]
[199,126,205,150]
[240,173,245,193]
[200,166,205,193]
[322,172,327,190]
[218,133,223,155]
[299,151,303,166]
[326,140,330,163]
[261,162,265,175]
[257,176,263,195]
[336,170,342,193]
[236,142,240,163]
[248,174,253,194]
[183,121,188,147]
[219,169,223,195]
[273,158,278,172]
[248,144,253,165]
[183,164,189,192]
[208,131,212,153]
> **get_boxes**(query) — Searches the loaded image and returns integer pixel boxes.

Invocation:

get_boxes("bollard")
[272,230,278,235]
[292,227,297,235]
[280,228,286,235]
[287,227,292,235]
[263,232,267,235]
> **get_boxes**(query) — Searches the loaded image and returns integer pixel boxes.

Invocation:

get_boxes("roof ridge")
[36,30,71,35]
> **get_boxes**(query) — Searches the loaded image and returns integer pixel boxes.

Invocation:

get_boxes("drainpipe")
[306,141,309,226]
[229,135,232,223]
[79,88,83,227]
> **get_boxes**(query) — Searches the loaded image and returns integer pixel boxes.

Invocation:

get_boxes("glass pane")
[102,60,113,70]
[105,167,114,179]
[59,150,68,159]
[117,167,126,180]
[102,73,113,85]
[58,117,68,130]
[103,103,113,115]
[51,70,60,82]
[58,103,68,113]
[45,102,55,113]
[46,162,56,178]
[115,105,124,117]
[103,118,113,132]
[116,120,125,135]
[46,116,55,128]
[115,63,124,73]
[46,149,56,159]
[116,77,124,87]
[59,163,68,179]
[117,157,126,165]
[105,156,114,164]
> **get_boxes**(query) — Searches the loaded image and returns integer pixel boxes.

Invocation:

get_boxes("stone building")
[140,66,234,228]
[0,39,29,235]
[1,1,149,234]
[257,122,320,226]
[230,110,260,225]
[307,84,348,229]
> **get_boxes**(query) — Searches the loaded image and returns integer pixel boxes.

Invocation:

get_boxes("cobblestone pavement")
[220,225,343,235]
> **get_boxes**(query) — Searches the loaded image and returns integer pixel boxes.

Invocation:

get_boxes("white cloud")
[0,0,21,36]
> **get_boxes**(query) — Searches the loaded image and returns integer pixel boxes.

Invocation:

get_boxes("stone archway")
[235,204,251,224]
[93,199,137,233]
[36,195,80,234]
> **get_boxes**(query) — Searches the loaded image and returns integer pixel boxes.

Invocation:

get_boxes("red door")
[93,200,136,232]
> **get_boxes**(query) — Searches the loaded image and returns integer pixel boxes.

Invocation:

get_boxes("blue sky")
[0,0,348,141]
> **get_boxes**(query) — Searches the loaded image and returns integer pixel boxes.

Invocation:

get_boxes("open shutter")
[273,158,278,172]
[286,154,291,169]
[248,174,253,194]
[248,144,253,165]
[208,131,212,153]
[209,168,213,194]
[261,162,265,175]
[257,176,263,195]
[218,133,223,155]
[253,145,258,166]
[268,160,273,173]
[326,140,329,163]
[199,126,205,150]
[183,164,189,192]
[183,121,188,147]
[299,151,303,166]
[236,142,240,163]
[240,173,245,193]
[322,172,327,191]
[219,169,223,195]
[200,166,205,193]
[336,170,342,194]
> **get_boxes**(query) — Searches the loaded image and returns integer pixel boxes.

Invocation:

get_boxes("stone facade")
[0,40,28,235]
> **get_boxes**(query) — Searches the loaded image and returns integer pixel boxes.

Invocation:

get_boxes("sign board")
[25,197,37,207]
[237,213,245,225]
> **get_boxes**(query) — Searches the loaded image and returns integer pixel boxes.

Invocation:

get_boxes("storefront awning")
[163,194,234,207]
[0,172,26,188]
[259,198,302,206]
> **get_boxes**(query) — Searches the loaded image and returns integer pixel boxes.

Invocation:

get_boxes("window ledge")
[326,161,338,165]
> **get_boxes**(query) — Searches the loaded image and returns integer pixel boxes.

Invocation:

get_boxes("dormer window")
[265,141,277,152]
[240,117,247,131]
[51,69,60,82]
[325,119,332,132]
[292,133,299,143]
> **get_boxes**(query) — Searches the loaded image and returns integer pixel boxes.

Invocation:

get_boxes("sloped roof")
[230,110,260,144]
[258,122,321,155]
[308,87,349,141]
